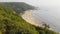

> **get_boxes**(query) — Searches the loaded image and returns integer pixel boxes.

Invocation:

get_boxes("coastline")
[20,10,47,28]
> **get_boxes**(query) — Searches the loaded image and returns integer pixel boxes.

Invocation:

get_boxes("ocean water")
[32,6,60,33]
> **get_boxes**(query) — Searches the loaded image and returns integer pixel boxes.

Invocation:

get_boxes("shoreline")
[20,10,53,30]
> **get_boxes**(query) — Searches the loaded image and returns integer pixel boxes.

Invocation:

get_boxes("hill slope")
[0,4,58,34]
[1,2,36,14]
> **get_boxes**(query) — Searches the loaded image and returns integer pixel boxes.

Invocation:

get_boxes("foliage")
[0,4,58,34]
[1,2,36,14]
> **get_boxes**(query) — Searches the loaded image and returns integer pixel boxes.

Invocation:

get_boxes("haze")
[0,0,60,33]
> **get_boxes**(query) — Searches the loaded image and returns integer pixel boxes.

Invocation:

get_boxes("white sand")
[20,10,44,27]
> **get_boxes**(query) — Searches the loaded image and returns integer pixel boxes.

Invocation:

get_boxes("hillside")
[0,4,58,34]
[0,2,36,14]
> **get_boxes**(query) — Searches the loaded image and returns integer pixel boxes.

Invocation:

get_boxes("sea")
[32,6,60,34]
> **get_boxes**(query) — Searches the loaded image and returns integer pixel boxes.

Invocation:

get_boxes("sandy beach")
[20,10,44,27]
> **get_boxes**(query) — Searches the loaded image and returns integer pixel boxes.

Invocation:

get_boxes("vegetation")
[0,4,58,34]
[1,2,36,14]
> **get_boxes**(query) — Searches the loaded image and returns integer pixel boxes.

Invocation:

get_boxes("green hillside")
[1,2,36,14]
[0,4,58,34]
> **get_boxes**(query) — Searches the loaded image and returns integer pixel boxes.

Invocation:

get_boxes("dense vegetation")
[0,4,58,34]
[1,2,36,14]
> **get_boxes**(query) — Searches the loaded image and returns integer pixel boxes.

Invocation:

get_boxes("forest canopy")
[0,3,58,34]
